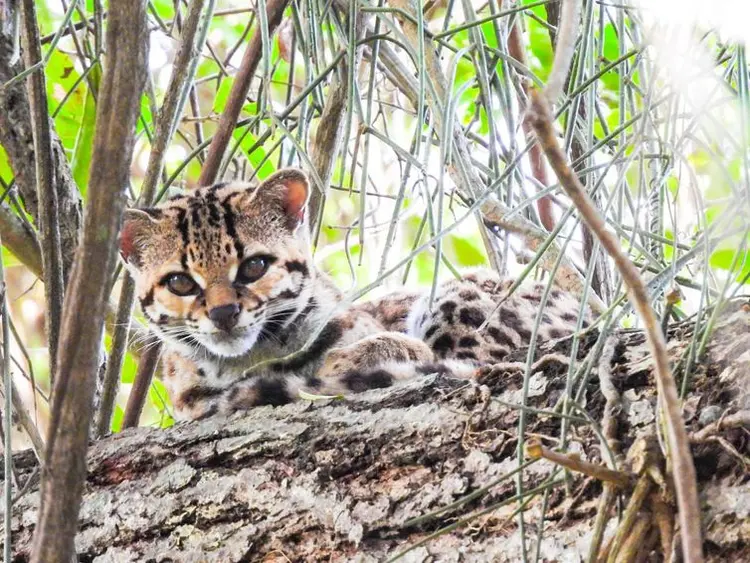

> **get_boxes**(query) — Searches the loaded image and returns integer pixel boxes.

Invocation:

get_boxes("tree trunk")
[4,303,750,562]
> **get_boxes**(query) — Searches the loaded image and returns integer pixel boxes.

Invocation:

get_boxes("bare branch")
[197,0,291,187]
[505,17,555,232]
[0,0,81,274]
[30,1,149,560]
[19,0,65,379]
[0,203,42,277]
[545,0,581,103]
[309,78,346,233]
[121,339,160,429]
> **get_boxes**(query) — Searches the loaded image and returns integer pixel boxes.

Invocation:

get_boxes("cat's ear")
[120,208,160,268]
[256,168,310,230]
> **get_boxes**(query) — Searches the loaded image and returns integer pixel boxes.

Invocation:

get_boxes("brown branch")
[309,78,346,234]
[690,410,750,442]
[544,0,581,102]
[30,1,149,560]
[122,338,160,429]
[197,0,291,187]
[505,14,554,231]
[20,0,66,379]
[527,89,703,563]
[526,440,631,488]
[0,203,42,276]
[97,0,214,437]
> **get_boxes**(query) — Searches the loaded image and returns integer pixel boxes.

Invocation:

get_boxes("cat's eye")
[163,273,199,296]
[237,255,273,284]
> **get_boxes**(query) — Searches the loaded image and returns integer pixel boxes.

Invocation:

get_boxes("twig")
[0,10,81,281]
[505,8,554,232]
[1,230,12,563]
[545,0,581,103]
[122,338,160,429]
[616,513,653,563]
[690,410,750,442]
[588,334,623,563]
[30,1,149,561]
[605,473,653,563]
[20,0,65,380]
[527,89,703,563]
[588,486,617,563]
[0,202,42,276]
[309,77,347,234]
[197,0,291,187]
[526,440,631,488]
[96,0,216,437]
[651,491,675,560]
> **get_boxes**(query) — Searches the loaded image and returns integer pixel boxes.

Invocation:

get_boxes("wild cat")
[120,168,586,420]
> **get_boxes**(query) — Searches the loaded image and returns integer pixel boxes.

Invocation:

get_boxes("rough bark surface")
[4,303,750,561]
[0,33,82,278]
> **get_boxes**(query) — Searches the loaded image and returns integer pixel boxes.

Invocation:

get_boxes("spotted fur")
[122,168,589,421]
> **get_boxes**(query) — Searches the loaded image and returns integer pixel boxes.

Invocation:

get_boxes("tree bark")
[4,303,750,561]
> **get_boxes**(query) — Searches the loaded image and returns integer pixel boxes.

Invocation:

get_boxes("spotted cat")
[120,168,587,421]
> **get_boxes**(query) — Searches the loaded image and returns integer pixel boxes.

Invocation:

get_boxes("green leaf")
[445,234,487,268]
[71,86,97,195]
[299,389,344,401]
[710,247,750,283]
[46,50,86,152]
[111,405,124,433]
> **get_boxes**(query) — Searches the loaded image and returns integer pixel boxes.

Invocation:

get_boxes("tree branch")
[19,0,65,379]
[30,1,149,560]
[197,0,291,187]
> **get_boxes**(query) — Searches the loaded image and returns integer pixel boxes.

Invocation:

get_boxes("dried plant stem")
[615,514,653,563]
[690,410,750,442]
[605,473,653,563]
[545,0,581,102]
[122,337,160,429]
[198,0,290,187]
[20,0,65,380]
[505,9,554,232]
[1,229,13,563]
[97,0,215,437]
[528,89,702,563]
[30,1,149,560]
[0,5,82,276]
[309,78,347,233]
[526,440,631,488]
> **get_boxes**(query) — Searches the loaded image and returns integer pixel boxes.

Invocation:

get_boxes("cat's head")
[120,168,313,358]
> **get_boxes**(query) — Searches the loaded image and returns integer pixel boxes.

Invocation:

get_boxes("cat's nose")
[209,303,240,332]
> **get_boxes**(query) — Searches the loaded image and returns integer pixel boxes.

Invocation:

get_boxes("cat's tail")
[219,360,478,414]
[318,359,478,395]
